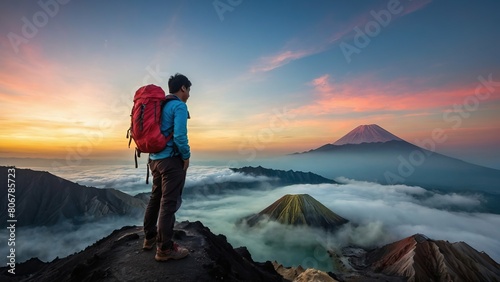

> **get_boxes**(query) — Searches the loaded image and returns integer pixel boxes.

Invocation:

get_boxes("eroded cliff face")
[0,166,146,227]
[361,234,500,282]
[85,195,112,217]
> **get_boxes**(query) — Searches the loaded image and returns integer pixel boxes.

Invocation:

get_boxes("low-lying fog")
[3,165,499,272]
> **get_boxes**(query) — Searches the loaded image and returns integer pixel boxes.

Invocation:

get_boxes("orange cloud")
[0,43,129,159]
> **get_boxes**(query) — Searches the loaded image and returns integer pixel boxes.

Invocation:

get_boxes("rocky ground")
[1,221,287,282]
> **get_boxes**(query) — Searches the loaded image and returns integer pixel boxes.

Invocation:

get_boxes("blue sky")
[1,0,499,168]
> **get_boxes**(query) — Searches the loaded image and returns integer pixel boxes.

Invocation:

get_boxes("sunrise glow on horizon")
[1,0,499,169]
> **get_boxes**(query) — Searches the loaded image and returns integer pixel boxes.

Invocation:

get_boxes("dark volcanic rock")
[0,166,147,227]
[1,221,284,282]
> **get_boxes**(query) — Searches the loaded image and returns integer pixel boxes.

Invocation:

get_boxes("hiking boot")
[155,243,189,261]
[143,236,157,250]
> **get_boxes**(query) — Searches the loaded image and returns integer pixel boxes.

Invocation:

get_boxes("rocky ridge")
[345,234,500,281]
[0,166,146,227]
[1,221,285,282]
[230,166,338,185]
[135,166,337,200]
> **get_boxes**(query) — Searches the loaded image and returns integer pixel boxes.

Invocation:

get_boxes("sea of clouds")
[177,176,500,270]
[2,164,499,271]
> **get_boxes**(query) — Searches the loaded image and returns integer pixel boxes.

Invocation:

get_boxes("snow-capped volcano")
[333,124,403,145]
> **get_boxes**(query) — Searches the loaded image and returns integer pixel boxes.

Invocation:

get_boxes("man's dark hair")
[168,73,192,93]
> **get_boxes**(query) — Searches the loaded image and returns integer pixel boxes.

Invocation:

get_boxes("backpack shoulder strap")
[161,94,178,107]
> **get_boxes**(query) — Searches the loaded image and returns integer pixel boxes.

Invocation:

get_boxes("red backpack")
[127,85,175,177]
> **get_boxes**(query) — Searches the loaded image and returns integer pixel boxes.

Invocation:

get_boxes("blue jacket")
[149,95,190,160]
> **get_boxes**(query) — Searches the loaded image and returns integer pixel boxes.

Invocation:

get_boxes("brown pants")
[143,156,186,250]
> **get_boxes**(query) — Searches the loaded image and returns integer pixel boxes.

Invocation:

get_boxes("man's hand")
[183,158,190,171]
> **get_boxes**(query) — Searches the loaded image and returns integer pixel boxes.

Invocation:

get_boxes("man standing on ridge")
[143,73,191,261]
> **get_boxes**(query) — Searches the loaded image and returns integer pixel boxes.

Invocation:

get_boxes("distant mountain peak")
[333,124,403,145]
[242,194,348,231]
[230,166,337,185]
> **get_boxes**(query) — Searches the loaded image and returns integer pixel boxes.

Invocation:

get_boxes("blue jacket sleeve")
[172,102,191,160]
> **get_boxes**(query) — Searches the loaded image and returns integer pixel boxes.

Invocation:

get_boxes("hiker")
[142,73,191,261]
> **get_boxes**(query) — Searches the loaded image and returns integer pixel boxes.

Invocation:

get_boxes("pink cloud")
[250,49,318,73]
[0,41,121,155]
[332,0,433,44]
[0,43,62,97]
[291,74,499,116]
[400,0,433,16]
[251,1,433,73]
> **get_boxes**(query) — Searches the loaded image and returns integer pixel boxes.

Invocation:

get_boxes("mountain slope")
[333,124,403,145]
[0,166,147,227]
[278,124,500,195]
[287,140,500,195]
[354,234,500,281]
[243,194,348,231]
